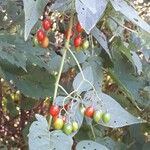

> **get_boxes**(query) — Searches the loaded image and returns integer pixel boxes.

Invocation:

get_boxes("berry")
[49,105,60,117]
[74,35,82,48]
[32,36,39,46]
[82,40,89,49]
[36,29,45,42]
[76,22,84,33]
[80,106,86,115]
[64,30,74,40]
[53,118,64,130]
[72,121,79,132]
[42,18,53,31]
[85,106,94,118]
[102,113,111,123]
[63,124,73,135]
[93,110,103,123]
[40,36,49,48]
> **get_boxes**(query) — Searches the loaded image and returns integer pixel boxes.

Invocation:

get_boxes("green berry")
[93,110,103,123]
[82,40,89,49]
[72,121,79,132]
[102,113,111,123]
[63,124,73,135]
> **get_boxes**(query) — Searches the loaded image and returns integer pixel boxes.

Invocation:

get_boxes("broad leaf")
[73,66,94,94]
[110,0,150,33]
[83,91,145,128]
[28,114,73,150]
[23,0,47,41]
[76,140,108,150]
[131,51,142,75]
[75,0,108,33]
[91,27,111,57]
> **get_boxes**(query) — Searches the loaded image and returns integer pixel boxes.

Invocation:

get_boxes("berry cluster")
[33,18,53,48]
[65,22,90,50]
[49,105,79,135]
[81,106,111,124]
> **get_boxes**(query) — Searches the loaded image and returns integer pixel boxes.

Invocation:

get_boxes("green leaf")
[96,137,127,150]
[83,91,145,128]
[28,114,73,150]
[73,66,94,94]
[76,140,108,150]
[110,0,150,33]
[3,66,55,99]
[23,0,47,40]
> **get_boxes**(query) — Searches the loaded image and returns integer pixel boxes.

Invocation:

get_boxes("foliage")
[0,0,149,149]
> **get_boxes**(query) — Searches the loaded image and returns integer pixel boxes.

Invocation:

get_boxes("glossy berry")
[40,36,49,48]
[85,106,94,118]
[80,106,86,115]
[76,22,84,33]
[32,36,39,46]
[53,118,64,130]
[65,30,74,40]
[42,18,53,31]
[49,105,60,117]
[72,121,79,132]
[36,29,45,42]
[63,124,73,135]
[102,113,111,123]
[93,110,103,123]
[82,40,89,49]
[74,35,82,48]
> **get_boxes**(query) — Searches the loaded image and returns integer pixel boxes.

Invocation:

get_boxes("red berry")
[36,29,45,42]
[64,30,74,39]
[74,35,82,47]
[76,22,84,33]
[42,18,53,31]
[49,105,60,117]
[85,106,94,118]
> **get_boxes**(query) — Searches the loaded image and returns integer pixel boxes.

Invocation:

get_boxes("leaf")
[28,114,73,150]
[3,66,55,99]
[23,0,47,41]
[73,66,94,94]
[50,0,73,12]
[91,27,111,57]
[76,140,108,150]
[96,137,127,150]
[131,51,142,75]
[75,0,108,33]
[83,91,145,128]
[110,0,150,33]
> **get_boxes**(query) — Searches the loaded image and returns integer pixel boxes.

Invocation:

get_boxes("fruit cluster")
[33,18,53,48]
[49,105,79,135]
[65,22,90,50]
[49,103,111,135]
[81,106,111,124]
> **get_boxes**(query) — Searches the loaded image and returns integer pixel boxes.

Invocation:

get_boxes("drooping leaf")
[83,91,145,128]
[23,0,47,40]
[75,0,108,33]
[28,114,73,150]
[76,140,108,150]
[131,51,142,75]
[110,0,150,33]
[73,66,94,94]
[50,0,73,12]
[91,27,111,57]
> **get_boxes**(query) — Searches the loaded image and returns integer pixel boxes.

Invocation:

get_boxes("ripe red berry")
[36,29,45,42]
[64,30,74,40]
[42,18,53,31]
[76,22,84,33]
[85,106,94,118]
[49,105,60,117]
[74,35,82,47]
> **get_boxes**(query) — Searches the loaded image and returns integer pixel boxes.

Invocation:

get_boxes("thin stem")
[58,84,69,95]
[67,47,85,79]
[48,13,74,129]
[90,125,96,140]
